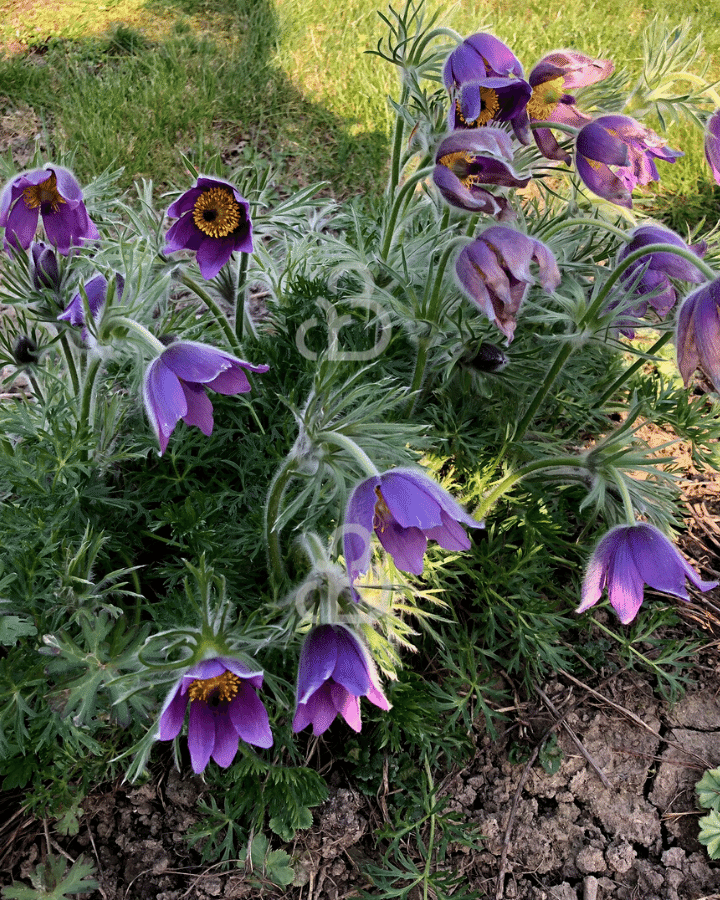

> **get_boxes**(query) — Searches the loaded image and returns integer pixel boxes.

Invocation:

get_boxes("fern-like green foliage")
[2,855,97,900]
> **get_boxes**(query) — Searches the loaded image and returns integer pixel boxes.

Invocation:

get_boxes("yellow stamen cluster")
[456,87,500,128]
[23,172,65,213]
[438,150,481,188]
[192,187,242,238]
[373,486,391,533]
[188,670,241,704]
[526,77,565,121]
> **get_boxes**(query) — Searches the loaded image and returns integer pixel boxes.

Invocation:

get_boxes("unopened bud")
[13,335,39,365]
[463,341,508,373]
[30,242,60,290]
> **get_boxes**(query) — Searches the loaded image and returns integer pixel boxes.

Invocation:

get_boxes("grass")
[1,0,719,207]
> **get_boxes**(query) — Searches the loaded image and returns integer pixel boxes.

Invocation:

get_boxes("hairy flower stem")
[590,614,670,674]
[114,316,166,355]
[233,252,250,343]
[615,472,636,525]
[78,355,102,462]
[514,243,717,443]
[423,754,436,900]
[388,85,410,196]
[379,167,432,262]
[264,456,301,595]
[539,217,632,243]
[595,331,674,407]
[179,272,241,353]
[472,456,584,520]
[59,333,80,396]
[316,431,379,478]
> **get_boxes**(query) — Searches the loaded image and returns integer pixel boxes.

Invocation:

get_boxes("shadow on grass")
[0,0,389,200]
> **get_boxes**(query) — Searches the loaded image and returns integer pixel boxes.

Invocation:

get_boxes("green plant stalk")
[514,242,717,441]
[316,430,379,477]
[472,456,584,520]
[388,84,410,196]
[59,332,80,396]
[114,315,166,355]
[234,253,250,343]
[539,217,632,243]
[379,167,432,261]
[405,335,431,419]
[595,330,674,406]
[614,470,636,525]
[179,272,241,353]
[590,614,675,677]
[264,456,301,595]
[422,754,436,900]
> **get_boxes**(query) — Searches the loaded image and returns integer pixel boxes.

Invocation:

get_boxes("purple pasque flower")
[443,33,532,141]
[575,115,682,208]
[576,523,717,624]
[455,226,560,343]
[58,273,125,340]
[143,340,269,454]
[0,166,99,255]
[292,624,390,736]
[523,51,614,163]
[343,468,482,580]
[30,241,60,291]
[433,129,530,217]
[158,656,272,774]
[705,109,720,185]
[164,176,253,280]
[614,225,706,328]
[676,277,720,393]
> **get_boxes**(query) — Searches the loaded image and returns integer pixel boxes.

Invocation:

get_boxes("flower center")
[23,172,65,214]
[438,150,481,188]
[188,670,241,706]
[373,487,392,533]
[456,87,500,128]
[526,77,565,121]
[192,187,242,238]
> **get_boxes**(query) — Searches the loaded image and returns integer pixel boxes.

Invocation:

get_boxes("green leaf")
[698,810,720,860]
[265,849,295,887]
[2,854,98,899]
[696,768,720,812]
[0,616,37,646]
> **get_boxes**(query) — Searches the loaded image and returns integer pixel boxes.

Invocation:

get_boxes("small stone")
[661,847,685,868]
[583,876,598,900]
[605,841,636,874]
[576,846,606,874]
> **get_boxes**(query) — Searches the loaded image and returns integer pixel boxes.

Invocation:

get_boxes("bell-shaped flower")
[58,273,124,341]
[158,656,272,774]
[292,624,390,735]
[143,340,269,454]
[30,241,60,291]
[577,523,717,624]
[455,226,560,342]
[523,51,614,163]
[433,129,530,216]
[343,468,482,580]
[705,109,720,186]
[575,115,682,208]
[164,175,253,280]
[443,32,532,141]
[0,166,99,255]
[612,225,707,335]
[676,277,720,393]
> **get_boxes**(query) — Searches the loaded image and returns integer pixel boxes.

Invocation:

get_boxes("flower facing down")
[0,166,99,255]
[676,278,720,393]
[143,340,269,454]
[575,115,682,208]
[433,129,530,216]
[612,225,707,334]
[524,51,614,163]
[443,32,531,140]
[158,657,272,774]
[292,625,390,736]
[455,226,560,342]
[576,523,717,624]
[343,468,482,581]
[58,273,125,340]
[164,176,253,280]
[705,109,720,186]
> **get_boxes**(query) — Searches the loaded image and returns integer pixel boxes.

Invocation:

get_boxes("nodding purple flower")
[455,226,560,343]
[343,468,482,580]
[443,33,532,142]
[576,523,718,624]
[143,340,269,454]
[575,115,682,208]
[0,166,99,255]
[164,176,253,280]
[158,656,272,774]
[705,109,720,186]
[676,277,720,394]
[292,625,390,736]
[58,273,124,340]
[523,51,614,163]
[30,241,60,291]
[610,225,707,335]
[433,129,530,217]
